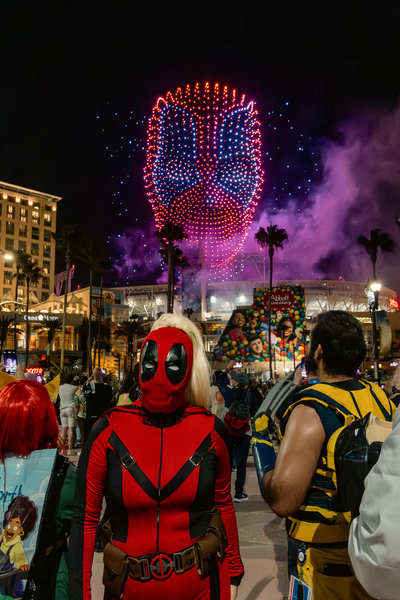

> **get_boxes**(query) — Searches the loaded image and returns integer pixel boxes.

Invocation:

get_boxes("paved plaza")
[69,450,288,600]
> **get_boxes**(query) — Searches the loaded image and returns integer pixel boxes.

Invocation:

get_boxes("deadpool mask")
[139,327,193,414]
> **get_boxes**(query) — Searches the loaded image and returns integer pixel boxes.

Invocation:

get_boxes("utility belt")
[101,508,228,599]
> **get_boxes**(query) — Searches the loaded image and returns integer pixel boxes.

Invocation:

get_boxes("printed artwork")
[213,286,307,367]
[0,449,57,598]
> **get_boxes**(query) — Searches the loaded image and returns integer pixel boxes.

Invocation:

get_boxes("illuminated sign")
[261,289,296,311]
[389,298,399,310]
[103,291,115,304]
[26,367,44,375]
[23,314,59,322]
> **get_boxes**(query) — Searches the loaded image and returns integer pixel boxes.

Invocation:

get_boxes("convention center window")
[31,243,39,256]
[32,227,40,240]
[44,213,51,227]
[42,260,50,274]
[19,224,27,238]
[42,277,50,290]
[18,240,26,251]
[43,230,51,242]
[32,211,40,225]
[7,205,15,219]
[5,239,14,252]
[20,208,27,222]
[43,245,51,258]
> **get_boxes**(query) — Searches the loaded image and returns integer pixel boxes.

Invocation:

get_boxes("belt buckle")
[149,553,173,580]
[121,453,135,469]
[189,451,202,467]
[173,551,185,575]
[139,558,151,581]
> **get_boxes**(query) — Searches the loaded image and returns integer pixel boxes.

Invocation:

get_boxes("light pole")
[370,281,382,384]
[365,280,382,383]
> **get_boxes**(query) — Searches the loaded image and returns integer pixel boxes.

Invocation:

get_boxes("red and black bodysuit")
[69,327,244,600]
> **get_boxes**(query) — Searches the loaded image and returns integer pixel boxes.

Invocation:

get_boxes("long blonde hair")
[150,314,210,409]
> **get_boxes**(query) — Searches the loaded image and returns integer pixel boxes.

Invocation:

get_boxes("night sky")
[2,2,400,292]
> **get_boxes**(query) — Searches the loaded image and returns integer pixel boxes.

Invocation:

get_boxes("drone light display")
[144,82,263,269]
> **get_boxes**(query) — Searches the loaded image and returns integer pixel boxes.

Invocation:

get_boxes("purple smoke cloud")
[243,101,400,294]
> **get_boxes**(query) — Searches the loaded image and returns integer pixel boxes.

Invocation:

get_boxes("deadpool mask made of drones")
[139,327,194,414]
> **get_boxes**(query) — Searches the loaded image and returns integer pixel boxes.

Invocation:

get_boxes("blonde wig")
[150,314,210,409]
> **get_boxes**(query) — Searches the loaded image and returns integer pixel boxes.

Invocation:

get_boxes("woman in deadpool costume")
[69,314,244,600]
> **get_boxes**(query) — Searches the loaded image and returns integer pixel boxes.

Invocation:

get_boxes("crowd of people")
[0,309,400,599]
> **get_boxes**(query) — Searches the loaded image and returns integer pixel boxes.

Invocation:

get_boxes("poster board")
[212,286,307,370]
[0,449,57,598]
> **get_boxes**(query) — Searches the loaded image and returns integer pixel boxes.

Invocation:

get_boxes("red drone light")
[144,82,264,268]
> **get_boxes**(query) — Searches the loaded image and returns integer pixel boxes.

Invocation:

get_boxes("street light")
[366,280,382,384]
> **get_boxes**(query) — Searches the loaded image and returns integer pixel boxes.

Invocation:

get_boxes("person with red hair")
[0,379,60,459]
[0,377,76,600]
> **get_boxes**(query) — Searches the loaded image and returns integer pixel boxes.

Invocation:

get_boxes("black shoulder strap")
[108,431,212,503]
[108,431,158,502]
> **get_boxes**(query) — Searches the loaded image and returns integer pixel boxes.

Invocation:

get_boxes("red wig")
[0,380,60,459]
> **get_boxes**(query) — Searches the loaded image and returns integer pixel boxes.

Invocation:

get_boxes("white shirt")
[349,405,400,599]
[59,383,79,411]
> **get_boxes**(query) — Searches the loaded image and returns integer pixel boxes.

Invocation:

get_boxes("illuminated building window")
[3,272,12,285]
[43,245,51,258]
[6,222,14,235]
[18,240,26,251]
[43,260,50,274]
[43,230,51,242]
[20,208,27,222]
[32,211,40,225]
[5,238,13,252]
[17,287,24,298]
[42,276,50,290]
[7,205,15,219]
[4,258,13,269]
[31,243,39,256]
[32,227,40,240]
[44,213,51,227]
[19,224,27,237]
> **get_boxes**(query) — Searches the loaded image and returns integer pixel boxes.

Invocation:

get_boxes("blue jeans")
[233,435,251,495]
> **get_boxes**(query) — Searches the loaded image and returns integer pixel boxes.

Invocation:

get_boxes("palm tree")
[357,228,396,280]
[255,225,289,375]
[155,222,188,313]
[183,308,194,320]
[79,243,109,372]
[113,316,149,371]
[0,315,20,357]
[33,318,63,359]
[52,225,83,369]
[12,249,31,351]
[94,255,113,369]
[20,258,43,366]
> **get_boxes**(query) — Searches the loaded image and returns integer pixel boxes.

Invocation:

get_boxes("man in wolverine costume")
[69,314,244,600]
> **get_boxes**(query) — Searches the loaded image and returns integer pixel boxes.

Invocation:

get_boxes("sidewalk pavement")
[68,450,288,599]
